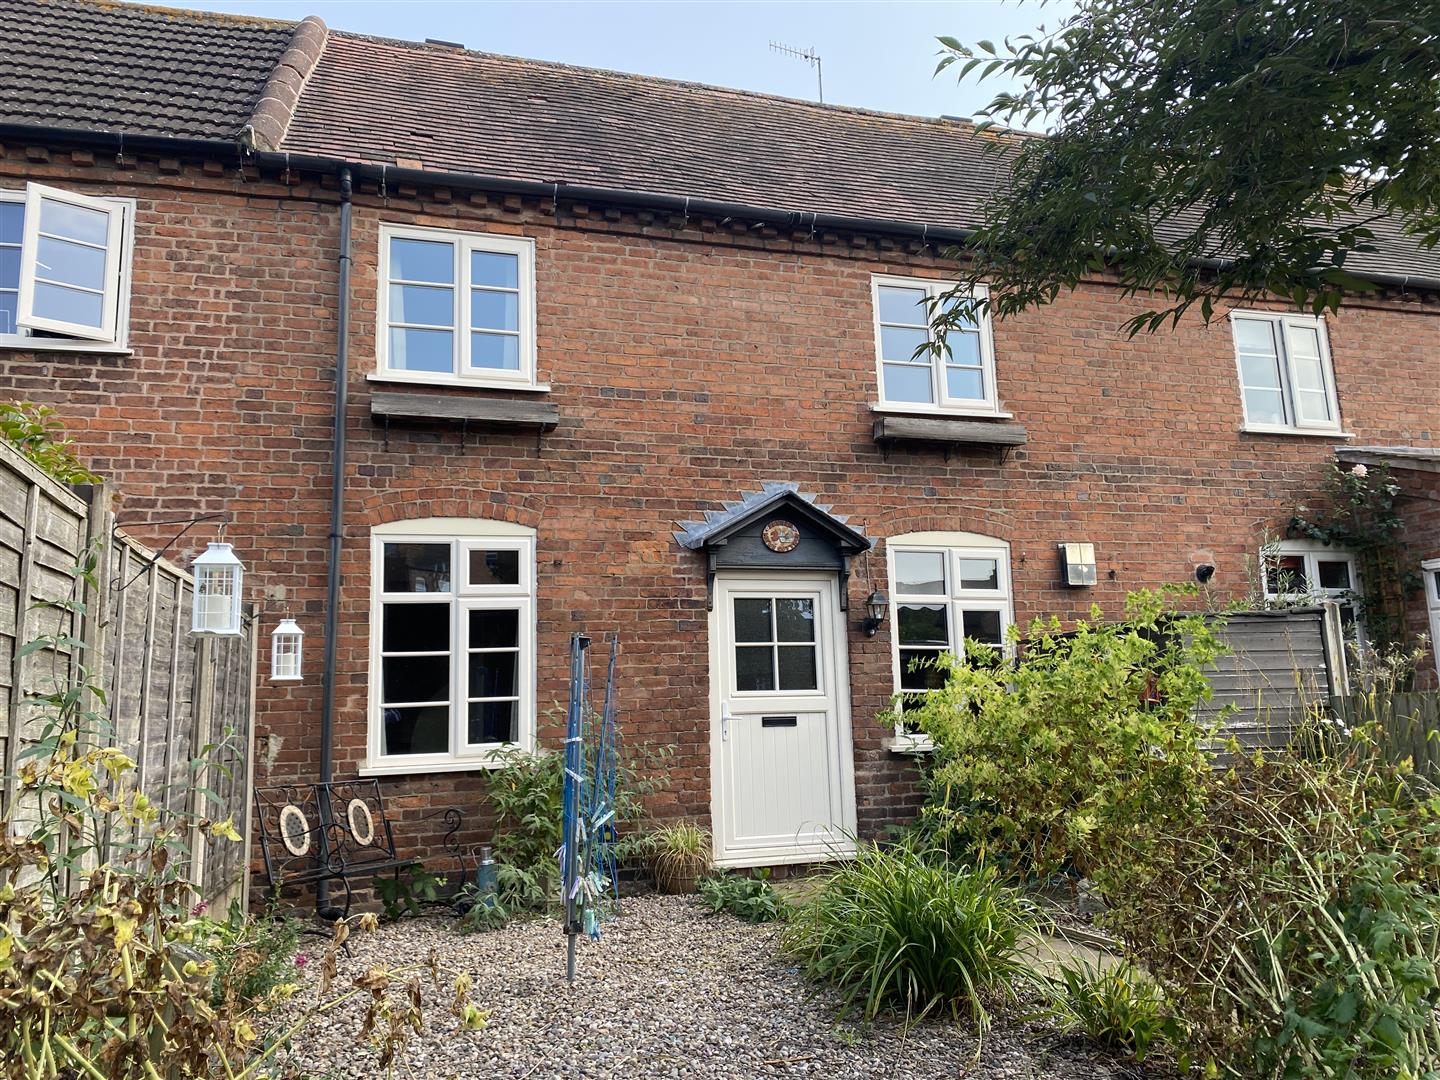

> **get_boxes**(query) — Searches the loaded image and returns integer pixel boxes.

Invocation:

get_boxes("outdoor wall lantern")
[270,618,304,682]
[1058,542,1098,587]
[191,542,245,635]
[862,590,888,636]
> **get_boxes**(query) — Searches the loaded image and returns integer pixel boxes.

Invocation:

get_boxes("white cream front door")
[710,573,857,866]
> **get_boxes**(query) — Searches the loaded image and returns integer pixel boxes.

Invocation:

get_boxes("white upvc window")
[871,276,999,414]
[1263,539,1363,641]
[1421,559,1440,684]
[885,531,1013,748]
[1231,311,1341,433]
[366,518,537,774]
[0,184,134,350]
[377,224,538,388]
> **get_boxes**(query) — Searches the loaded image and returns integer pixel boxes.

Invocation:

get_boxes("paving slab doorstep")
[265,895,1169,1079]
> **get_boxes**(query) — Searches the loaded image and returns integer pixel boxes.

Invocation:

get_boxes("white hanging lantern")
[191,542,244,635]
[270,618,304,682]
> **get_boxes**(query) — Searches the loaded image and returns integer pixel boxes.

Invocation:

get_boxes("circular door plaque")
[761,519,800,553]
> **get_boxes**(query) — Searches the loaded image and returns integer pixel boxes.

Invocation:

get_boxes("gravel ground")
[267,895,1167,1079]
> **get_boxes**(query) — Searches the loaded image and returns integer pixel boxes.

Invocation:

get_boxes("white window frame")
[0,184,134,352]
[1421,558,1440,684]
[1262,539,1364,643]
[870,275,1001,416]
[884,531,1014,751]
[1230,311,1341,435]
[375,223,542,390]
[364,518,537,775]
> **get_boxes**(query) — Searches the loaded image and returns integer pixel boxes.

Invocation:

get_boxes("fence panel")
[1200,609,1334,751]
[0,439,256,908]
[1332,692,1440,784]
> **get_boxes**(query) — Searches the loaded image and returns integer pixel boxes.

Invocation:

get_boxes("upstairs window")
[1231,312,1340,433]
[378,224,537,387]
[368,519,536,773]
[872,276,997,413]
[1,184,133,349]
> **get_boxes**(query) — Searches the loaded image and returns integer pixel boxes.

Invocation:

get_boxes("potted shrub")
[649,821,711,894]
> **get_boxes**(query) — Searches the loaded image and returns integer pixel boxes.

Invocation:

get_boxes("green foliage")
[374,865,448,921]
[933,1,1440,333]
[186,898,304,1008]
[1289,462,1420,655]
[455,883,510,933]
[697,868,788,923]
[648,820,711,893]
[899,587,1224,881]
[0,401,101,484]
[781,843,1041,1027]
[1045,959,1176,1062]
[1105,738,1440,1079]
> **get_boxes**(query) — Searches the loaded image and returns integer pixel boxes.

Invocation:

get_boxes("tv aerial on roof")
[770,41,824,103]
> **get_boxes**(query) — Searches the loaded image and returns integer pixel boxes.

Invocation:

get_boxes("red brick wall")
[5,145,1440,860]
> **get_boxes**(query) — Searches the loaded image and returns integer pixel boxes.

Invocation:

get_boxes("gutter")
[4,121,1437,292]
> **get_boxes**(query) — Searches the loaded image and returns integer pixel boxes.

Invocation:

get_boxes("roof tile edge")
[243,14,329,151]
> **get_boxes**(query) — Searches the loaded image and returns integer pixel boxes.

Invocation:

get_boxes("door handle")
[721,707,734,742]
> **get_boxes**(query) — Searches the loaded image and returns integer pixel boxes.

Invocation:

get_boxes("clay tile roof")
[0,0,300,140]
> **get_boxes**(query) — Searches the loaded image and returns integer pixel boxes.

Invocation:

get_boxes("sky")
[150,0,1073,122]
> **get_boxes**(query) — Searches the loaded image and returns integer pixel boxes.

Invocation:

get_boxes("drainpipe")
[317,166,352,917]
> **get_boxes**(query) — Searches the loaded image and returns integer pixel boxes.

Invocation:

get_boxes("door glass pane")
[777,645,817,691]
[382,705,449,756]
[382,602,450,652]
[470,331,520,370]
[735,645,774,691]
[898,604,948,646]
[962,609,1004,646]
[877,286,926,325]
[381,655,449,704]
[39,196,108,246]
[1244,388,1286,426]
[881,325,929,361]
[1316,559,1351,591]
[383,543,451,593]
[956,558,999,590]
[469,607,520,648]
[733,598,772,643]
[32,282,102,328]
[471,250,519,288]
[468,548,520,586]
[468,652,518,697]
[894,550,945,594]
[899,649,946,691]
[882,363,933,403]
[389,283,453,326]
[468,700,517,744]
[389,327,454,373]
[390,237,454,283]
[775,597,815,642]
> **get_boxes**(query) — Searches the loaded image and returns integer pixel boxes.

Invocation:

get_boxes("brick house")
[3,0,1439,873]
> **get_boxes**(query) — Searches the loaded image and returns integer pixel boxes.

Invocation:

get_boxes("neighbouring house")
[2,0,1438,880]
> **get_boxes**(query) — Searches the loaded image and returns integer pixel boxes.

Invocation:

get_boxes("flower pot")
[654,860,705,895]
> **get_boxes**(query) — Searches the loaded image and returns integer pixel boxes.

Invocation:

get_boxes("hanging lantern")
[191,542,244,635]
[270,618,304,682]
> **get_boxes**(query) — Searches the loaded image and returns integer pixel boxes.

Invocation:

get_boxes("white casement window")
[886,532,1013,746]
[1423,559,1440,683]
[872,276,998,414]
[377,224,538,388]
[0,184,133,350]
[1231,312,1341,433]
[367,519,536,774]
[1263,540,1363,641]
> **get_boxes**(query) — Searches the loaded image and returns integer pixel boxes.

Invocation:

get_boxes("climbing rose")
[1351,463,1369,477]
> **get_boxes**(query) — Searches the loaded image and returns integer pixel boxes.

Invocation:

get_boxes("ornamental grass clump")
[897,586,1224,883]
[1045,959,1175,1062]
[781,843,1041,1028]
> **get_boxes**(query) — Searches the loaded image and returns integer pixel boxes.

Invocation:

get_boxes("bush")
[898,587,1223,881]
[1106,739,1440,1079]
[1045,959,1173,1061]
[186,900,304,1008]
[781,843,1041,1026]
[698,869,788,923]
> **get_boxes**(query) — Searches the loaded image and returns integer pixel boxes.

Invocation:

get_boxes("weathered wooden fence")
[0,441,256,909]
[1332,692,1440,783]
